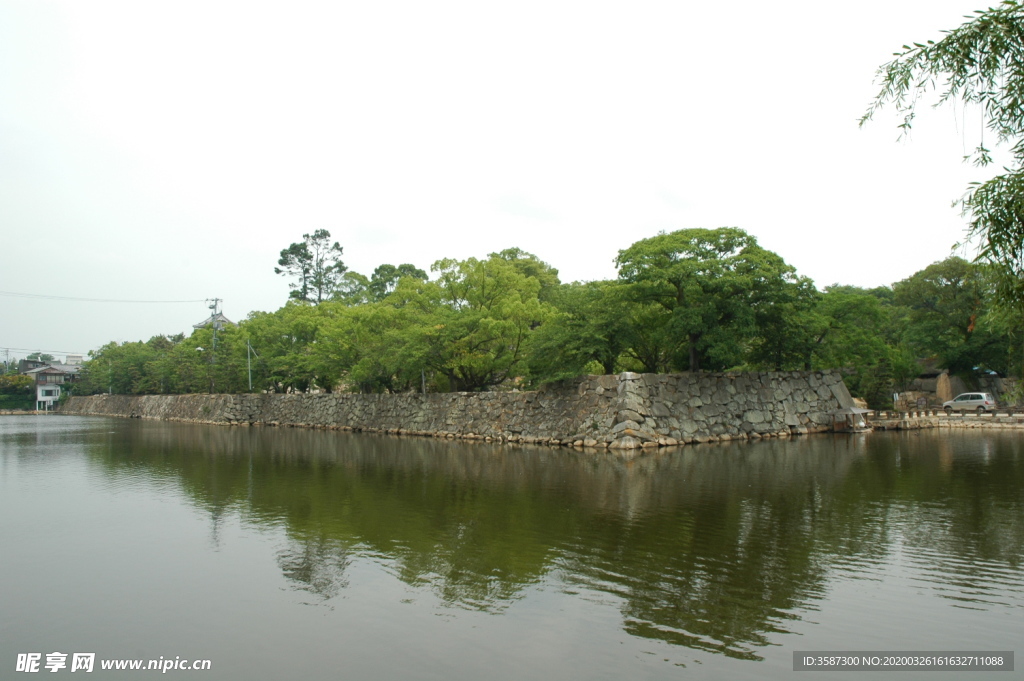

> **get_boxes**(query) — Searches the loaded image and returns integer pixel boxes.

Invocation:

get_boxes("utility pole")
[246,340,260,393]
[207,298,222,394]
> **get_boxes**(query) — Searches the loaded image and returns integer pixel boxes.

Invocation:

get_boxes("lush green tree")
[317,303,389,392]
[165,333,213,394]
[392,255,552,391]
[367,263,428,302]
[745,276,820,371]
[525,281,634,381]
[73,335,198,395]
[981,288,1024,380]
[332,264,430,306]
[83,341,148,394]
[317,262,550,393]
[806,287,890,370]
[620,300,689,373]
[795,286,916,407]
[892,257,1010,373]
[243,303,338,392]
[489,248,561,301]
[200,325,253,394]
[319,298,427,393]
[862,2,1024,366]
[615,228,802,372]
[0,373,33,409]
[333,271,372,306]
[0,373,33,395]
[275,229,348,303]
[76,321,277,396]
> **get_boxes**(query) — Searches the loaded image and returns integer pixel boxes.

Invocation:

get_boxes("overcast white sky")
[0,0,1006,360]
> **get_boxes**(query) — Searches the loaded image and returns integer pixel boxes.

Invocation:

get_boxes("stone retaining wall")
[60,370,853,450]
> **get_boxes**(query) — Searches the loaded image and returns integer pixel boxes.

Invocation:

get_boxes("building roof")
[193,312,235,330]
[23,363,81,376]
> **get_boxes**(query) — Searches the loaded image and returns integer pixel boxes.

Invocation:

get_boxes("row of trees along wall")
[60,370,854,450]
[73,228,1023,413]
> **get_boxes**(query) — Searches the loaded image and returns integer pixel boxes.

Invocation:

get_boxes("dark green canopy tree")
[367,263,428,302]
[525,281,634,381]
[615,227,802,372]
[893,256,1010,374]
[489,247,561,301]
[413,256,552,391]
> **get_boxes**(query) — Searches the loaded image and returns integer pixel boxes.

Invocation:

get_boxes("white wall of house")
[36,384,60,410]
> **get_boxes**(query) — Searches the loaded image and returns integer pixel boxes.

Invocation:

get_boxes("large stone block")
[651,402,672,417]
[615,409,644,424]
[744,410,765,424]
[612,420,641,433]
[702,404,722,417]
[608,435,641,449]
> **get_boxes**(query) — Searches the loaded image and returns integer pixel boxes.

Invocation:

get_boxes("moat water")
[1,415,1022,679]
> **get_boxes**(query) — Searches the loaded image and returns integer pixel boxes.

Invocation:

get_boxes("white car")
[942,392,996,415]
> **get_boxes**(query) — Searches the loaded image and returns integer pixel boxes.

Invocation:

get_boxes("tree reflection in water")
[85,423,1024,660]
[277,537,352,602]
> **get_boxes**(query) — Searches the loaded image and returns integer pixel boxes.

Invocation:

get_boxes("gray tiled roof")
[24,363,81,375]
[193,312,235,329]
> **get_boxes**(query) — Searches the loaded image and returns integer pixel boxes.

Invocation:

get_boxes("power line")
[0,290,206,304]
[1,346,93,356]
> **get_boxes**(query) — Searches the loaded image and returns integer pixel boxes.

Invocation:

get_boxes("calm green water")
[1,416,1022,680]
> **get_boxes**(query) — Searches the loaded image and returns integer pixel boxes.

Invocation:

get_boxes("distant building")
[17,356,84,373]
[193,313,235,330]
[18,358,50,374]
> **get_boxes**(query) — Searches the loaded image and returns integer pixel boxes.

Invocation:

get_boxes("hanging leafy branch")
[860,2,1024,164]
[861,1,1024,381]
